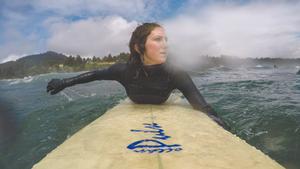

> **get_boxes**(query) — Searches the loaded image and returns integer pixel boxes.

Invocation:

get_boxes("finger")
[47,88,53,93]
[47,84,53,90]
[47,85,54,93]
[50,90,56,95]
[51,88,60,95]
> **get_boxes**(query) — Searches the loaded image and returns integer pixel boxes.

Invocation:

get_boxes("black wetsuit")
[48,62,229,129]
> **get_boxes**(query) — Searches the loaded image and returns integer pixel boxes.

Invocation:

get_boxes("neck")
[142,54,166,65]
[142,58,166,66]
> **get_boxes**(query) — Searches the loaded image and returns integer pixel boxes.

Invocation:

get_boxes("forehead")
[149,27,166,37]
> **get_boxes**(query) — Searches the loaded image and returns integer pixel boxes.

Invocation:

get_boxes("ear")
[134,44,141,54]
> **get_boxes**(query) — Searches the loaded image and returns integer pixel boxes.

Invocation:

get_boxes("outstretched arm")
[47,63,124,95]
[174,70,230,130]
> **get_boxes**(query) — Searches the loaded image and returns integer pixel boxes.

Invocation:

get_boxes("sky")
[0,0,300,63]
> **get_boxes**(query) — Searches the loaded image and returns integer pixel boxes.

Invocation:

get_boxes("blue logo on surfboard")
[127,123,183,153]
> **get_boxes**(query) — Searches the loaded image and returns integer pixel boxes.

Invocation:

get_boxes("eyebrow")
[152,35,168,39]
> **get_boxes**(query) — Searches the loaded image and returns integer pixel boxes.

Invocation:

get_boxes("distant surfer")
[297,69,300,75]
[47,23,230,130]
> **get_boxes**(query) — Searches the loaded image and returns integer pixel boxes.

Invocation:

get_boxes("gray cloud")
[0,8,41,63]
[46,16,137,57]
[0,0,169,62]
[45,0,300,62]
[1,0,300,63]
[164,1,300,65]
[0,28,39,63]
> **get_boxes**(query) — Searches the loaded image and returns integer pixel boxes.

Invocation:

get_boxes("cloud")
[46,16,137,57]
[1,0,167,20]
[0,28,39,63]
[44,0,300,62]
[163,1,300,63]
[30,0,163,21]
[0,0,170,62]
[0,7,44,63]
[1,0,300,64]
[0,54,28,64]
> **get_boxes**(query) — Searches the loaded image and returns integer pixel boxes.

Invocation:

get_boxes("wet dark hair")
[128,22,162,65]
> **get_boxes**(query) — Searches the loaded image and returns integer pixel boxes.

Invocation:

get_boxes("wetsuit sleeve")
[172,69,230,130]
[62,63,124,87]
[173,70,218,116]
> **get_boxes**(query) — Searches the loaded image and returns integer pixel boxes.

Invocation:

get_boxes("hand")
[203,105,231,131]
[207,114,231,131]
[47,79,66,95]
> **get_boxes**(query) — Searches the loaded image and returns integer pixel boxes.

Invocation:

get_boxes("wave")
[216,65,232,71]
[57,89,98,102]
[60,91,74,102]
[254,65,273,69]
[8,76,34,85]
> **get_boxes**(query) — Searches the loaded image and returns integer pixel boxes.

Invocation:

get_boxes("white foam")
[60,91,73,102]
[67,88,89,98]
[9,76,34,85]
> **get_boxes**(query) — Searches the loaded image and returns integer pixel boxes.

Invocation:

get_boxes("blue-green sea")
[0,64,300,169]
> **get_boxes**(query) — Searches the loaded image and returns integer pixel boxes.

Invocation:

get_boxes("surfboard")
[32,94,284,169]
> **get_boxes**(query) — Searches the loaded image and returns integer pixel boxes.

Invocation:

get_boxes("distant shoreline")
[0,51,129,80]
[1,51,300,80]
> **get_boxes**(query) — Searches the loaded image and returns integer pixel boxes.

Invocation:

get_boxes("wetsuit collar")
[142,62,166,70]
[141,62,167,77]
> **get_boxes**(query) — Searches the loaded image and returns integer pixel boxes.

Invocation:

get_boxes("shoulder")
[164,63,194,89]
[107,63,128,72]
[164,62,189,78]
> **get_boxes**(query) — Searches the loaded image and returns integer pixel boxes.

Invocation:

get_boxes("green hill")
[0,51,130,79]
[0,51,67,79]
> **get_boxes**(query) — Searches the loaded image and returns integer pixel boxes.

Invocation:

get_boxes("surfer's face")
[142,27,168,65]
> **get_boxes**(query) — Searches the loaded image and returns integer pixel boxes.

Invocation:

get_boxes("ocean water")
[0,65,300,169]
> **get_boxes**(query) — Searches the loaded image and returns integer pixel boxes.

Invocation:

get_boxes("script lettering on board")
[127,123,183,153]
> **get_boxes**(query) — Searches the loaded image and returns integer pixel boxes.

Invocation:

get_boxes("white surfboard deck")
[33,94,284,169]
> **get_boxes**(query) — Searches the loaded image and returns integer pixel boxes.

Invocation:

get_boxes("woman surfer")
[47,23,229,130]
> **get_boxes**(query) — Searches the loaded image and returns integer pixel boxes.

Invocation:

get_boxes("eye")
[154,37,168,42]
[154,37,162,41]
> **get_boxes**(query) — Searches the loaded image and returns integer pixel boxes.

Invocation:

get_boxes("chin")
[158,57,167,64]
